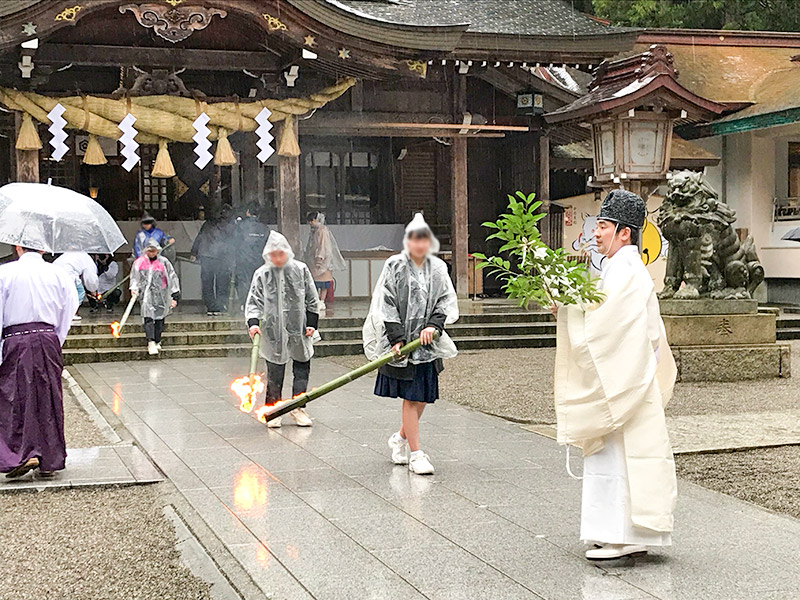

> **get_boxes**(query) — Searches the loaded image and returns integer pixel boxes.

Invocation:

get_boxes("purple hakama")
[0,322,66,473]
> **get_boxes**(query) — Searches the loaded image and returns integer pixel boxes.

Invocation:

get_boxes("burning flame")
[231,374,265,413]
[110,321,121,338]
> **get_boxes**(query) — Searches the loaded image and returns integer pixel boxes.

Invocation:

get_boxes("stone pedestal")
[660,299,791,382]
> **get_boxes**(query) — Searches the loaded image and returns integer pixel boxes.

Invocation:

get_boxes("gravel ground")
[329,341,800,423]
[63,384,109,447]
[0,387,211,600]
[0,485,211,600]
[676,446,800,519]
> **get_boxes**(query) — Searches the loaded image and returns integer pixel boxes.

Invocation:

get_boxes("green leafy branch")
[473,191,604,309]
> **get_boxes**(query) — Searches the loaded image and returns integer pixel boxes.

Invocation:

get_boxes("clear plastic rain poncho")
[130,239,180,320]
[245,232,319,364]
[363,213,459,365]
[304,213,346,280]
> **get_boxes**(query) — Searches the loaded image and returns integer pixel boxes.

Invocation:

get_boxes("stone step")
[64,321,557,349]
[65,321,557,349]
[777,328,800,340]
[62,333,556,365]
[68,311,553,335]
[776,317,800,328]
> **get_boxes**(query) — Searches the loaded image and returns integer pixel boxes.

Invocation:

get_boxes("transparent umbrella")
[0,182,126,253]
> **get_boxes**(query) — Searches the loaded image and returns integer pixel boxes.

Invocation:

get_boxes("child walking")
[363,213,459,475]
[130,238,180,356]
[245,232,319,428]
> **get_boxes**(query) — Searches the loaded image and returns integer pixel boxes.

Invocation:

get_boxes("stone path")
[0,444,163,491]
[71,357,800,600]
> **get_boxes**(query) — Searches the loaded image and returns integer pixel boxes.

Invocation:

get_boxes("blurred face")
[142,222,153,231]
[406,232,431,261]
[145,247,159,259]
[309,218,319,229]
[594,219,630,258]
[269,250,288,268]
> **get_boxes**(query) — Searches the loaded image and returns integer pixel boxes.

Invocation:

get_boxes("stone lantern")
[546,45,725,185]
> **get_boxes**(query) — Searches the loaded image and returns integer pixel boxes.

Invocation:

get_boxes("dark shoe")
[37,470,56,479]
[5,457,39,479]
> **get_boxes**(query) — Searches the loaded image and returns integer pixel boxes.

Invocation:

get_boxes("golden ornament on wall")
[262,13,287,32]
[163,0,183,5]
[55,5,82,22]
[406,60,428,78]
[304,35,316,47]
[338,48,351,60]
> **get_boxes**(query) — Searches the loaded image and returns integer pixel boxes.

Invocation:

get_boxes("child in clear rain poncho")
[363,213,459,475]
[130,238,180,356]
[245,232,320,428]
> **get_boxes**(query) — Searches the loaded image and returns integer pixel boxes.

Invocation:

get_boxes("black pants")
[143,318,164,343]
[201,257,231,312]
[88,288,122,310]
[236,260,260,308]
[266,359,310,403]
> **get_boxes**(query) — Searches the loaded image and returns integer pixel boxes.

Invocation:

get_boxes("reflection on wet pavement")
[72,357,800,600]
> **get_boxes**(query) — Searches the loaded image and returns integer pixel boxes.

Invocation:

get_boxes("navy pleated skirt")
[374,361,439,404]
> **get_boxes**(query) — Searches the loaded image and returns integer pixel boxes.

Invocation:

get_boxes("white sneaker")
[408,452,434,475]
[290,408,313,427]
[71,315,82,323]
[147,341,159,355]
[319,301,326,311]
[155,342,162,351]
[267,416,282,428]
[585,544,647,560]
[388,432,409,465]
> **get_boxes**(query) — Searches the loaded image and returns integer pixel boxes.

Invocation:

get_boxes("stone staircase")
[63,310,556,364]
[777,308,800,341]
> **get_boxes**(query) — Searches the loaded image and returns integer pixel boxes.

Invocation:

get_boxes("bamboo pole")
[260,333,437,423]
[249,332,261,387]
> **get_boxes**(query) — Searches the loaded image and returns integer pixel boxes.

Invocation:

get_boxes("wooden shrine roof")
[327,0,630,37]
[545,44,727,124]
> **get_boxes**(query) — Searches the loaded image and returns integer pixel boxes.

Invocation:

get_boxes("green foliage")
[592,0,800,31]
[474,192,604,310]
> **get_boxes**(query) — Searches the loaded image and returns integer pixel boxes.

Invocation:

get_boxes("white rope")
[565,445,583,480]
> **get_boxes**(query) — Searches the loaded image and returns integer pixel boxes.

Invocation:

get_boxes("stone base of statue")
[660,300,791,382]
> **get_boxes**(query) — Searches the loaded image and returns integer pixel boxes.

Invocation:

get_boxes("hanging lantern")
[545,45,725,184]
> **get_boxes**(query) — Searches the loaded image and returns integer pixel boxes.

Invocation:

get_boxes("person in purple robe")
[0,245,78,479]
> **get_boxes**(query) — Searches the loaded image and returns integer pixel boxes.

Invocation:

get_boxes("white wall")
[710,131,800,288]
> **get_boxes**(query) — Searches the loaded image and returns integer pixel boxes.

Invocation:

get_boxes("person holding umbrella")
[0,182,125,480]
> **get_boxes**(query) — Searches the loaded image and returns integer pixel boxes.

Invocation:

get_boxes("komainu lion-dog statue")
[658,170,764,300]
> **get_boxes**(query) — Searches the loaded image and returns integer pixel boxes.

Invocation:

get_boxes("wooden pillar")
[278,153,301,253]
[537,133,551,246]
[451,138,469,297]
[14,113,38,183]
[451,71,469,297]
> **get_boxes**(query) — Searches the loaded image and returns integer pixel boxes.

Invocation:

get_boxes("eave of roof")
[546,72,726,123]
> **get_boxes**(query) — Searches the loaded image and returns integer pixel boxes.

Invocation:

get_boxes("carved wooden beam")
[119,3,226,43]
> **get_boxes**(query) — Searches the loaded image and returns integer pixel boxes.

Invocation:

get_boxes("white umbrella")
[0,182,126,253]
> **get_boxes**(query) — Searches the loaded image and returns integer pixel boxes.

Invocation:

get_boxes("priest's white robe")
[554,244,677,545]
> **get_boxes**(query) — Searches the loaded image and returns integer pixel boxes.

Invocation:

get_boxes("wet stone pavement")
[71,358,800,600]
